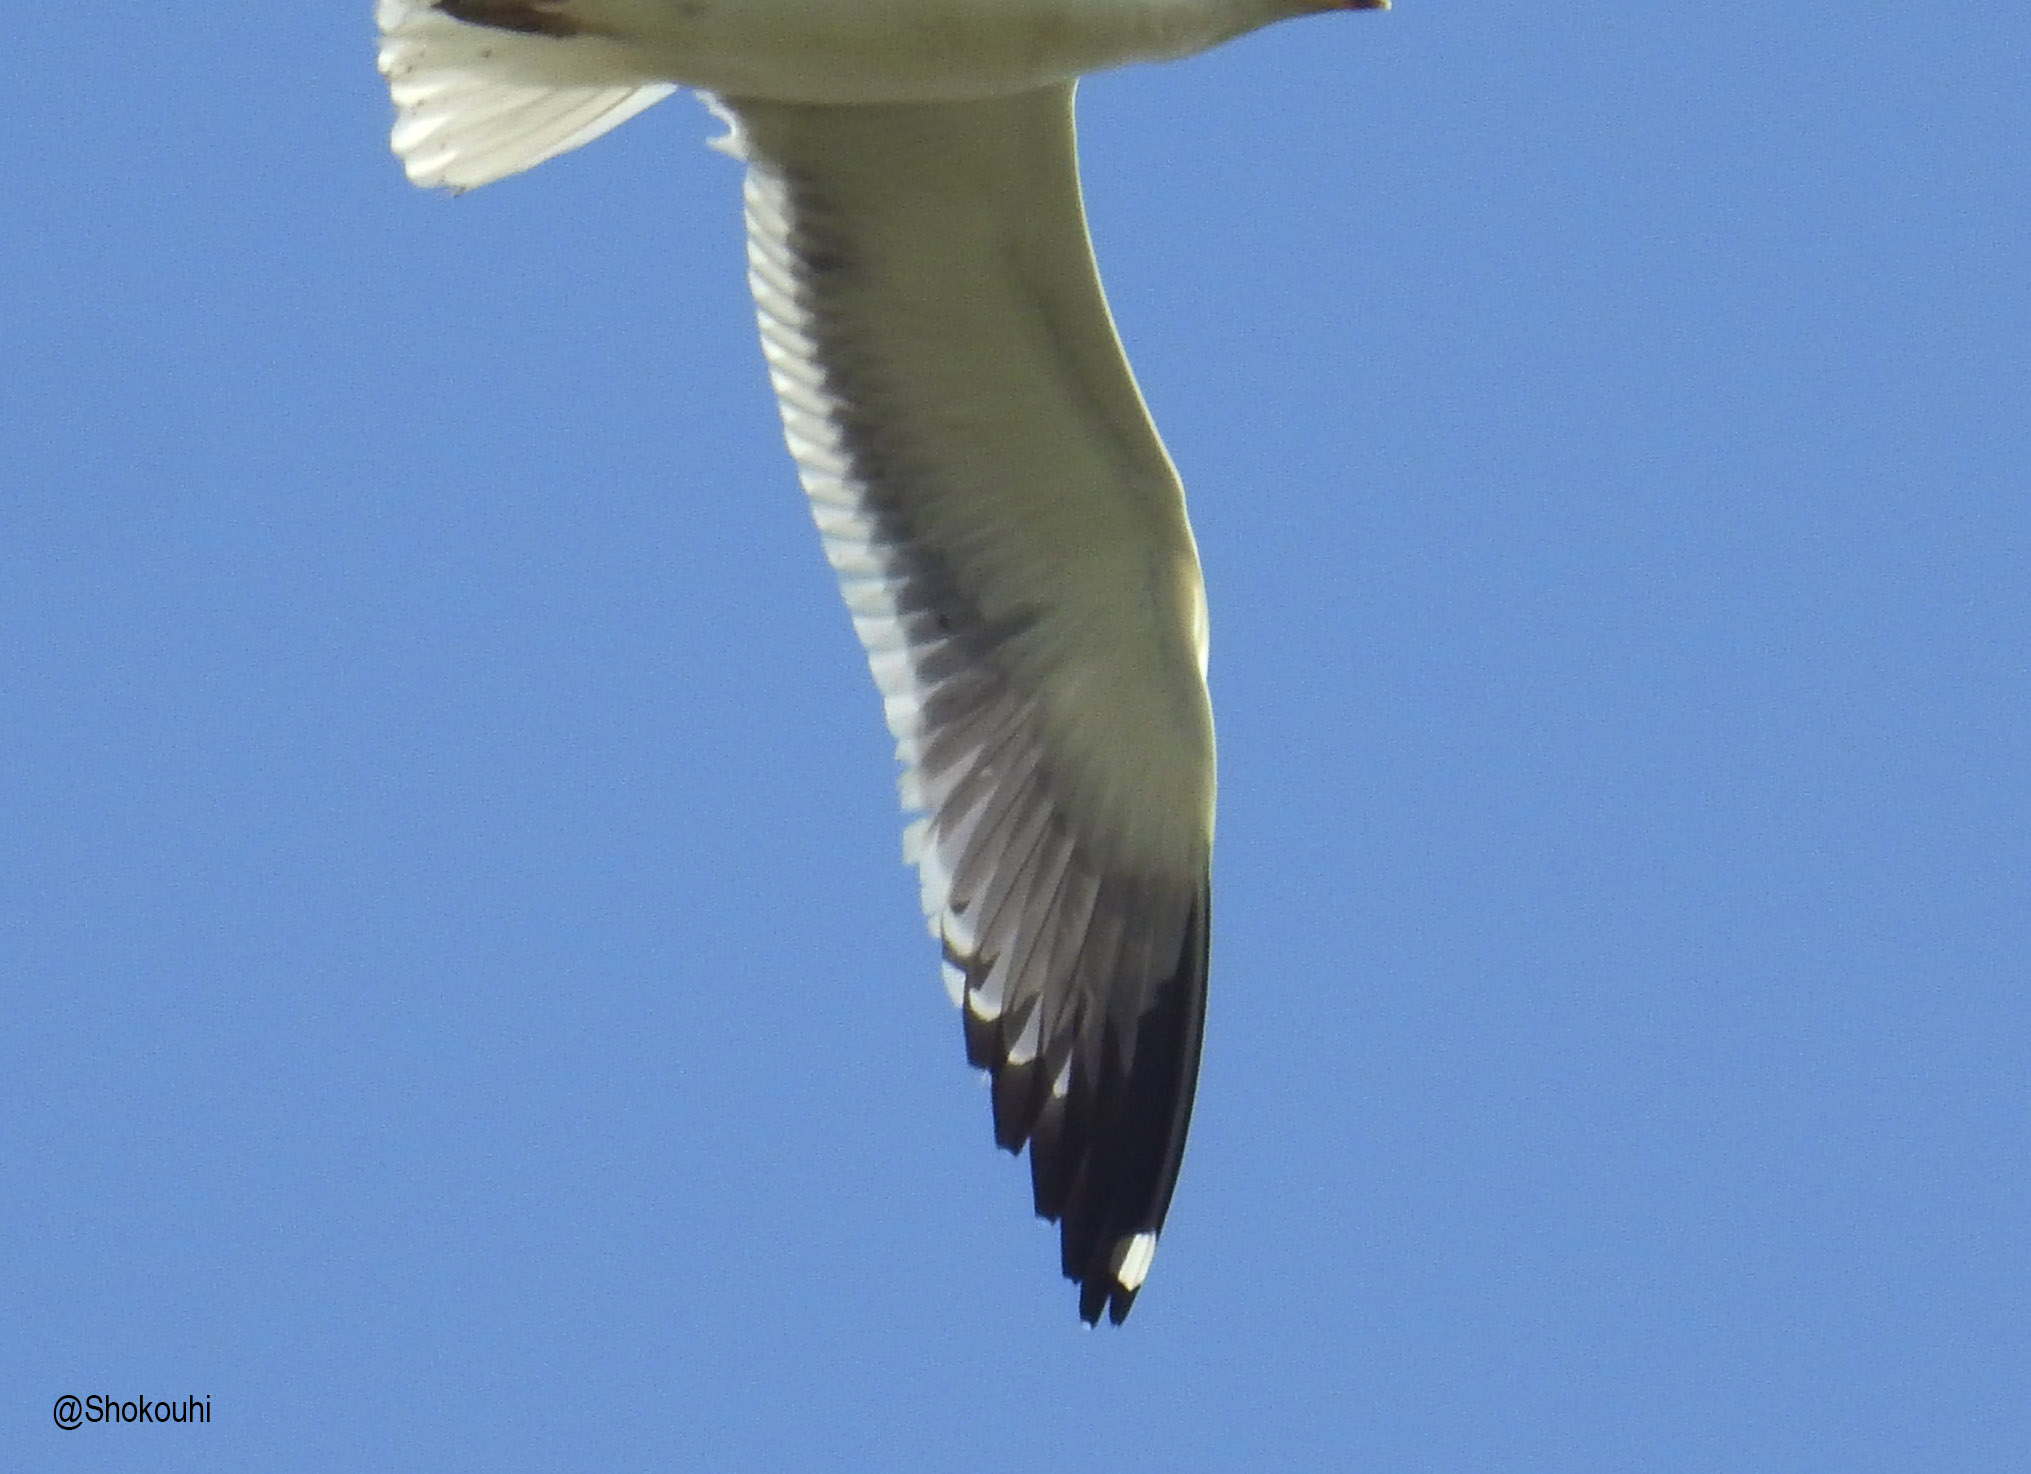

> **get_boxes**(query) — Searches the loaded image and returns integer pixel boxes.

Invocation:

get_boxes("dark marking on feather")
[433,0,585,39]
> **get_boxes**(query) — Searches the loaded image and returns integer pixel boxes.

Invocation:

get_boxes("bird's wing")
[717,84,1216,1324]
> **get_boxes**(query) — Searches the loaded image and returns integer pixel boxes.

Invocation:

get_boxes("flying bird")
[376,0,1383,1325]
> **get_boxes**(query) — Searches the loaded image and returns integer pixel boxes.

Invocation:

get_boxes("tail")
[375,0,676,190]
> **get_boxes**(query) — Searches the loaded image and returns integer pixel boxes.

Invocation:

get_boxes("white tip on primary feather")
[1113,1232,1158,1293]
[375,0,675,190]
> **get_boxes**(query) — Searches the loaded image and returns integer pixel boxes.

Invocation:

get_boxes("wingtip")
[1072,1251,1150,1326]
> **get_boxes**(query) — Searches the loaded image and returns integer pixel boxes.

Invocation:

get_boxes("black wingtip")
[952,872,1211,1325]
[1049,882,1211,1326]
[1109,1282,1137,1325]
[1072,1254,1143,1325]
[1078,1274,1109,1325]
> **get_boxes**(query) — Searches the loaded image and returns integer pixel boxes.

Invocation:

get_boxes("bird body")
[376,0,1377,1323]
[394,0,1334,108]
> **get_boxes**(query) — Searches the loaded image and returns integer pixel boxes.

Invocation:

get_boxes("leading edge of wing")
[717,86,1216,1323]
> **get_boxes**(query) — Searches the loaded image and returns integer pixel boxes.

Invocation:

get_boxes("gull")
[376,0,1384,1325]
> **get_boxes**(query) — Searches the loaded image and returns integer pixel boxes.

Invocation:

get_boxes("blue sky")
[6,5,2026,1470]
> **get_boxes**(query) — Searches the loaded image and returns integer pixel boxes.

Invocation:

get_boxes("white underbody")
[427,0,1304,102]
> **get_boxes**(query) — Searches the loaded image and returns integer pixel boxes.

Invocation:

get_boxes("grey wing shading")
[717,85,1217,1324]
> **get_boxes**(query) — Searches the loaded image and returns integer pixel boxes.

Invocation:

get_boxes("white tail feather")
[375,0,676,190]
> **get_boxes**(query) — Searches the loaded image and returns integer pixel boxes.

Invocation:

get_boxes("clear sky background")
[5,5,2026,1471]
